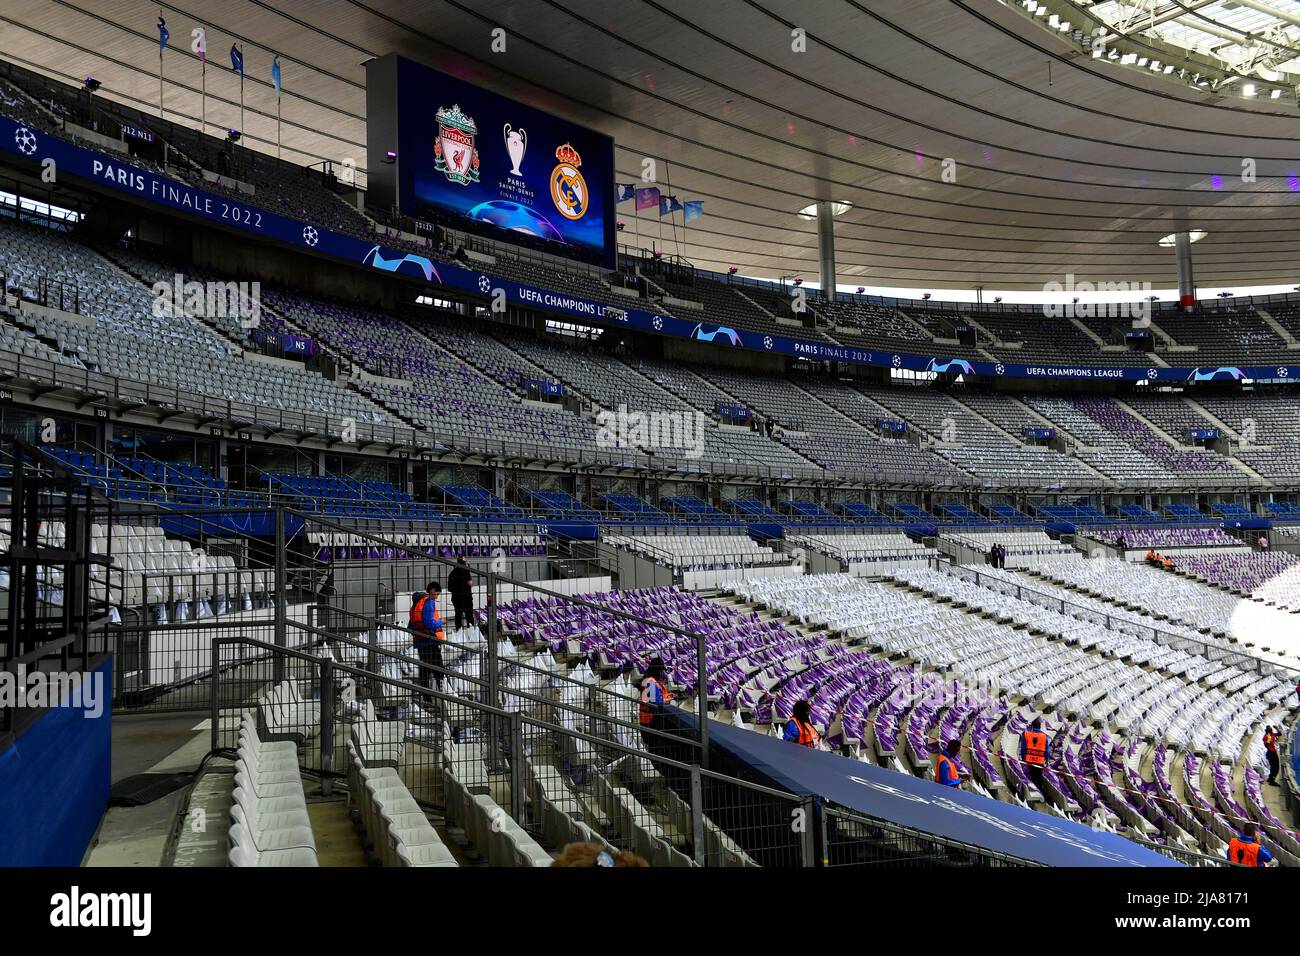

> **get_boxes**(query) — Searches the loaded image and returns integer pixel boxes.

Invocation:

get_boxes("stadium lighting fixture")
[1157,230,1207,247]
[922,293,932,300]
[1243,83,1256,96]
[857,286,865,293]
[381,150,397,164]
[226,129,241,143]
[796,200,852,220]
[728,266,738,274]
[1272,89,1283,99]
[82,76,100,94]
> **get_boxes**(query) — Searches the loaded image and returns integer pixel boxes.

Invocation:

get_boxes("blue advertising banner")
[1023,427,1056,440]
[715,403,750,421]
[1186,427,1221,441]
[2,114,1291,387]
[878,419,908,435]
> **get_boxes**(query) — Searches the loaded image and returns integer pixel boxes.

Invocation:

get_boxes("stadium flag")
[271,55,282,158]
[616,183,637,203]
[634,186,660,210]
[659,195,682,217]
[683,200,703,222]
[157,15,169,120]
[231,44,244,134]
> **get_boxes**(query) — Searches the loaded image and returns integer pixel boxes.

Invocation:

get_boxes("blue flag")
[659,195,682,217]
[684,200,703,223]
[230,44,244,75]
[271,55,282,97]
[157,16,169,52]
[616,183,636,203]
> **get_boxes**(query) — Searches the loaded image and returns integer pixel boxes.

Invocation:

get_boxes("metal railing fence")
[211,634,811,866]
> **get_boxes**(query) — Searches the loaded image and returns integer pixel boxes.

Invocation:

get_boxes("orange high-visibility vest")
[639,677,667,725]
[1022,730,1048,766]
[1228,837,1261,867]
[409,595,445,642]
[1264,731,1277,753]
[934,753,961,787]
[409,595,428,633]
[792,718,820,748]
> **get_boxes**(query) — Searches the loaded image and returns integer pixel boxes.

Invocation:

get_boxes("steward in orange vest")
[639,658,671,726]
[1228,823,1272,866]
[409,586,446,646]
[934,740,963,788]
[1264,726,1281,785]
[783,700,821,748]
[1020,722,1049,766]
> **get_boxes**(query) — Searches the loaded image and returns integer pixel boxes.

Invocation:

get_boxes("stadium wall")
[0,656,113,866]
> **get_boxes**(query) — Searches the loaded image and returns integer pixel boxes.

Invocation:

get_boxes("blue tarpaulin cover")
[704,718,1178,867]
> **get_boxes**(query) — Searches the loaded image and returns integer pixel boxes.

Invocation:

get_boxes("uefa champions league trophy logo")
[503,124,527,176]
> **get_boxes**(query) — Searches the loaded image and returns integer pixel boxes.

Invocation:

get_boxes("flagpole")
[239,45,245,134]
[201,59,206,135]
[157,12,164,121]
[273,55,282,160]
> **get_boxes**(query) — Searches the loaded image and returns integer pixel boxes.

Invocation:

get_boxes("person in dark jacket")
[448,557,474,630]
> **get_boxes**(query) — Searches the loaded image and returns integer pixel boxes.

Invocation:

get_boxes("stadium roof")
[1082,0,1300,79]
[5,0,1300,290]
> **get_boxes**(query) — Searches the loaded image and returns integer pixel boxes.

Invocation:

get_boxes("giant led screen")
[388,57,615,267]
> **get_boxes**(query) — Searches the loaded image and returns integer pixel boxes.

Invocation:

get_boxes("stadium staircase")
[1145,320,1188,357]
[1255,308,1300,350]
[1068,317,1109,350]
[1115,397,1262,480]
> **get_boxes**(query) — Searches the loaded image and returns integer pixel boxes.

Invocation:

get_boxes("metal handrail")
[290,508,718,757]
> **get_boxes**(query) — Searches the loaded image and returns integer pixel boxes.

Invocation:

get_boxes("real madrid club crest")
[550,143,588,221]
[434,104,480,185]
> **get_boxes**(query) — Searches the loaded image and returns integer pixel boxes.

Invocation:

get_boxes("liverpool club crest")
[550,143,588,221]
[434,104,480,185]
